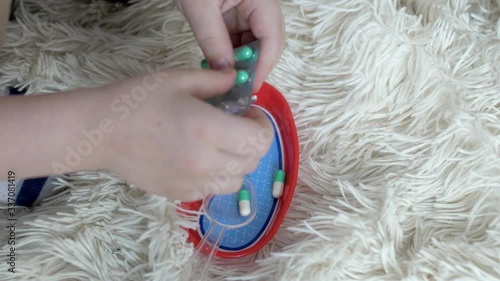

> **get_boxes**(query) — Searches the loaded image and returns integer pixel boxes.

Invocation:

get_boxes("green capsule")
[235,70,249,85]
[275,170,286,182]
[272,170,286,198]
[250,51,258,62]
[234,46,254,62]
[201,59,209,69]
[238,189,250,201]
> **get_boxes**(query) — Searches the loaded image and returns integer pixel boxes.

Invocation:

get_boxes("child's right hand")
[97,69,273,201]
[1,68,272,201]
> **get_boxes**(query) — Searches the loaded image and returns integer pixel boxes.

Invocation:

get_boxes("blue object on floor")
[15,177,48,207]
[7,86,27,95]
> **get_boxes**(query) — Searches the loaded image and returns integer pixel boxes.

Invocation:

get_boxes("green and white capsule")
[234,46,254,62]
[272,170,286,198]
[235,70,249,85]
[238,189,251,217]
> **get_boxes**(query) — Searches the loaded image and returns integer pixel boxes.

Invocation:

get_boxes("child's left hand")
[175,0,285,92]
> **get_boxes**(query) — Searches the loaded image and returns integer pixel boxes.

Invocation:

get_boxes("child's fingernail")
[211,59,231,70]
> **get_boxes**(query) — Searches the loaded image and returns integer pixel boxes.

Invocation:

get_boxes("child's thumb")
[172,69,236,99]
[180,0,234,70]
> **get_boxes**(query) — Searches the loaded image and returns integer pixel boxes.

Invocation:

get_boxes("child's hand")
[1,69,272,201]
[101,69,273,201]
[175,0,285,92]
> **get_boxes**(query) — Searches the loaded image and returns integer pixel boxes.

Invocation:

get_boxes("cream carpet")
[1,0,499,280]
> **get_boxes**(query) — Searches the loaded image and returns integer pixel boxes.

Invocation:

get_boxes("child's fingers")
[187,176,245,201]
[243,107,273,133]
[246,0,285,91]
[179,0,234,70]
[202,108,273,158]
[167,69,236,99]
[241,31,256,46]
[181,146,257,177]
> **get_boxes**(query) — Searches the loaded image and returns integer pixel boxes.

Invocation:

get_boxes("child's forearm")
[0,87,112,180]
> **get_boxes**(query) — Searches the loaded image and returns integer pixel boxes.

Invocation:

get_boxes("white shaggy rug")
[1,0,500,280]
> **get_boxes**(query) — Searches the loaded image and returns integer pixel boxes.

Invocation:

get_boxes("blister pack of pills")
[202,40,260,115]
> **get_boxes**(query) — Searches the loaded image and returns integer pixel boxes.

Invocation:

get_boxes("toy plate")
[178,82,299,258]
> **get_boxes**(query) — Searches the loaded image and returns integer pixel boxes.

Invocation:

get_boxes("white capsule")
[272,182,284,198]
[239,200,251,217]
[238,189,251,217]
[272,170,286,198]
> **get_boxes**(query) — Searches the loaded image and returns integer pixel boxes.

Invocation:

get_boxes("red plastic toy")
[178,82,299,258]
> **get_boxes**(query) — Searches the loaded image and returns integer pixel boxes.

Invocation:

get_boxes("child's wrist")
[40,87,117,175]
[70,86,120,173]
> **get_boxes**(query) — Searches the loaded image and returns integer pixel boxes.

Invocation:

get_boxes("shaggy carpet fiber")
[1,0,500,280]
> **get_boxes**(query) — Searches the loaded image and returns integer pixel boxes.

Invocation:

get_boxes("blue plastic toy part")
[198,106,283,251]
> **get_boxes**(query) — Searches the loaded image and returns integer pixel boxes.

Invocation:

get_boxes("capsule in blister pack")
[202,40,260,116]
